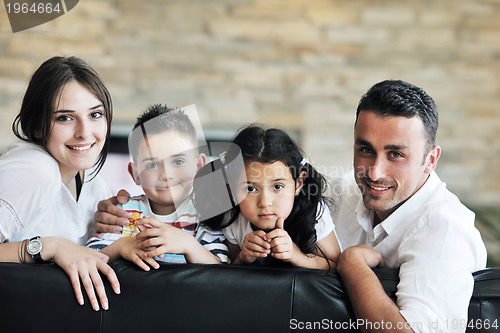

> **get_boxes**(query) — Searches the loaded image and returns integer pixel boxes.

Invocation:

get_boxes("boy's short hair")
[128,104,198,164]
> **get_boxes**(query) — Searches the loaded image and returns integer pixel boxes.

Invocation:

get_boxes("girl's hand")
[43,237,121,311]
[135,217,197,258]
[113,237,160,271]
[265,217,295,261]
[240,230,271,264]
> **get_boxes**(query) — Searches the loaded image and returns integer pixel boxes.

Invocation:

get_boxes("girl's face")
[237,161,302,231]
[46,81,107,183]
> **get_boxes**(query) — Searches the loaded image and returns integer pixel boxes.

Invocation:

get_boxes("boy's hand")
[113,237,160,271]
[94,189,131,234]
[134,218,198,258]
[239,230,271,264]
[265,217,294,261]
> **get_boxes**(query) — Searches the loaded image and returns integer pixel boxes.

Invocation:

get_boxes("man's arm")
[336,245,414,333]
[94,189,131,234]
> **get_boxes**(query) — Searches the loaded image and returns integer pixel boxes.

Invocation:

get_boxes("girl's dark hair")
[12,56,113,177]
[196,124,329,256]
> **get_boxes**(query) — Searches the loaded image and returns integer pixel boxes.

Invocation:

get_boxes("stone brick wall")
[1,0,499,206]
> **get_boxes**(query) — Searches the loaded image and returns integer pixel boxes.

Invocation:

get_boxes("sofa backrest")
[0,261,498,333]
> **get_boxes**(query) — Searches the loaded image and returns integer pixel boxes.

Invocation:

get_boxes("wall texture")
[1,0,499,206]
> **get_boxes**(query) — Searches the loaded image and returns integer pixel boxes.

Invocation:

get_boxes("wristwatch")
[27,236,45,263]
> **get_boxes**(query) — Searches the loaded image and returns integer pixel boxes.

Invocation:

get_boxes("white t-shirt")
[223,203,336,249]
[329,171,487,333]
[0,142,112,245]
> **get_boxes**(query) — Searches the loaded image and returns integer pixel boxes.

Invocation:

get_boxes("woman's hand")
[42,237,121,311]
[93,189,131,234]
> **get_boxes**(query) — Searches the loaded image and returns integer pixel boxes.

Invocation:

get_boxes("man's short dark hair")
[355,80,439,156]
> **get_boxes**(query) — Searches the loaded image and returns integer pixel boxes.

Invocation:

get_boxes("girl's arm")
[266,218,340,270]
[0,237,120,311]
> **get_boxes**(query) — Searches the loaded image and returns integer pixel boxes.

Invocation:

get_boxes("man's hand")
[94,189,131,234]
[337,245,388,272]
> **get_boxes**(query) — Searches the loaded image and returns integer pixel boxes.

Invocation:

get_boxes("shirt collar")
[355,171,441,236]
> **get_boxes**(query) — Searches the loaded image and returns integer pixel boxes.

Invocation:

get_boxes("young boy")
[87,105,229,269]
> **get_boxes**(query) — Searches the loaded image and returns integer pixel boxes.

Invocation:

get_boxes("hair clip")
[219,151,227,165]
[300,157,310,166]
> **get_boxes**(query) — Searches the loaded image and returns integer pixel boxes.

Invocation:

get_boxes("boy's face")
[131,131,205,215]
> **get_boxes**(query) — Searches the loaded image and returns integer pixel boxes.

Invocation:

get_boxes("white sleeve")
[315,203,335,242]
[222,214,253,249]
[397,209,486,332]
[0,146,60,242]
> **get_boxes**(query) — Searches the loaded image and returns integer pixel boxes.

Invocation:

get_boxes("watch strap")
[28,236,46,263]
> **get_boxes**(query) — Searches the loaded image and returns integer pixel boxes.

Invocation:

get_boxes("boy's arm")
[100,237,160,271]
[135,218,223,264]
[194,225,230,263]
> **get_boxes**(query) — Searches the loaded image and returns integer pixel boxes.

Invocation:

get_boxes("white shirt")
[223,203,336,249]
[0,142,112,245]
[329,171,487,333]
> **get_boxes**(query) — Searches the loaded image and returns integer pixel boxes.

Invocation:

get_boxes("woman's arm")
[0,237,121,311]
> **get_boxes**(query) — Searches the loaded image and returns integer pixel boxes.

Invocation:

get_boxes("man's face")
[134,131,205,215]
[353,110,439,222]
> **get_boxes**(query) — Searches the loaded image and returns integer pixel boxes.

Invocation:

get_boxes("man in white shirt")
[332,80,487,332]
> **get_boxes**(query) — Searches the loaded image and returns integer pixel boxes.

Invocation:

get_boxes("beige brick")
[208,19,320,43]
[361,7,416,26]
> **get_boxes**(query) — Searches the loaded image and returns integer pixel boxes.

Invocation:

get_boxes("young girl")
[195,125,340,270]
[0,56,120,311]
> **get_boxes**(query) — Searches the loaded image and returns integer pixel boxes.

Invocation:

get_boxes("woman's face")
[46,81,107,182]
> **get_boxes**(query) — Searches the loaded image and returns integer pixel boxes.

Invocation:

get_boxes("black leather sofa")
[0,260,498,333]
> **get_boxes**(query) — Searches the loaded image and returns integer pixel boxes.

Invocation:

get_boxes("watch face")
[27,239,42,254]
